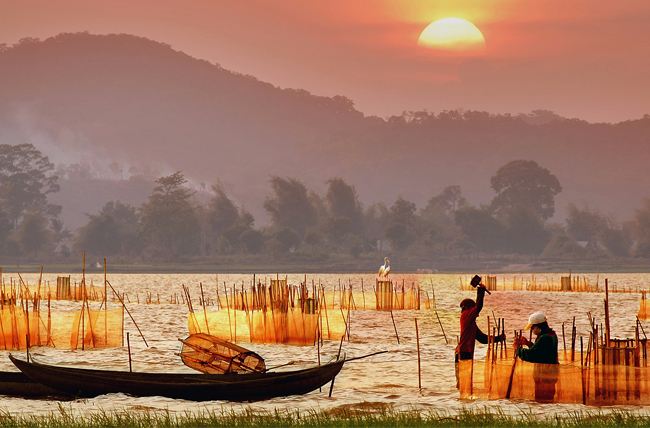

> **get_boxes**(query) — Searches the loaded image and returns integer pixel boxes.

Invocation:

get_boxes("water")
[1,272,649,416]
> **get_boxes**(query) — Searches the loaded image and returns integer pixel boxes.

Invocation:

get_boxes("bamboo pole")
[505,330,522,399]
[200,283,210,335]
[605,278,611,345]
[329,334,346,398]
[223,282,232,341]
[389,309,400,344]
[104,258,108,345]
[415,318,421,391]
[435,309,448,345]
[127,332,132,372]
[581,336,586,405]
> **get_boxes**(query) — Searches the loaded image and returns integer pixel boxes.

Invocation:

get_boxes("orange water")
[0,272,648,416]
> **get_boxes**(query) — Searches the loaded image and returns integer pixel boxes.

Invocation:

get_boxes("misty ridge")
[1,33,650,268]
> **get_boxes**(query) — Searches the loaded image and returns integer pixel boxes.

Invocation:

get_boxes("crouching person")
[515,311,559,402]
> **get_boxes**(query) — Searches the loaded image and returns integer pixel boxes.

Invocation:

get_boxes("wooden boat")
[10,355,344,401]
[0,371,69,399]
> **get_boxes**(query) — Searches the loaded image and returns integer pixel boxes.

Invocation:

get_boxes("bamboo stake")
[127,332,132,372]
[415,318,421,391]
[329,334,345,398]
[223,282,232,341]
[505,330,522,399]
[200,283,210,335]
[435,309,448,345]
[389,309,400,344]
[605,278,611,345]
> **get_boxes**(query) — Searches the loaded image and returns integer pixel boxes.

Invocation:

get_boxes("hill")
[1,33,649,227]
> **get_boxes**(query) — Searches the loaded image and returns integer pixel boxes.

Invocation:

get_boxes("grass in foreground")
[1,407,650,428]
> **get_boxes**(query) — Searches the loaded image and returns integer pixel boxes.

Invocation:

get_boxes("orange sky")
[2,0,649,122]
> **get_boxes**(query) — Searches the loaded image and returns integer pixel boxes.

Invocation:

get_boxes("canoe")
[0,371,69,399]
[10,355,344,401]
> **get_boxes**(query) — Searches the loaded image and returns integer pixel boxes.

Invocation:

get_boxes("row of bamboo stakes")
[460,274,647,294]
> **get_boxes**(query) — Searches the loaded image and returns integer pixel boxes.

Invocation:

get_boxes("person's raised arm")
[475,286,486,314]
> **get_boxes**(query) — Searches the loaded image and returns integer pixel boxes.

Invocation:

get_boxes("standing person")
[456,277,505,361]
[515,311,559,402]
[455,276,504,389]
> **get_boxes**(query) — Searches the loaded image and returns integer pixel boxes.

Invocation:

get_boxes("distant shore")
[1,256,649,274]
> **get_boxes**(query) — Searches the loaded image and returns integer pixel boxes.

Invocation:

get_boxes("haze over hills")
[1,32,649,229]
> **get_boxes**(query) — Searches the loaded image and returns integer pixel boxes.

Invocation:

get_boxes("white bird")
[378,257,391,278]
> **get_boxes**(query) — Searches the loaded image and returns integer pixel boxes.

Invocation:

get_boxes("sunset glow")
[417,17,485,51]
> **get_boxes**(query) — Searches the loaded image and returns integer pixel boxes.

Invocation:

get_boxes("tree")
[264,177,317,237]
[541,232,586,259]
[633,199,650,256]
[422,185,467,219]
[566,204,608,242]
[267,227,301,255]
[0,144,60,227]
[140,172,201,258]
[454,207,505,252]
[364,203,390,250]
[502,207,549,254]
[385,197,417,251]
[420,186,466,252]
[490,160,562,221]
[567,204,631,256]
[76,201,140,256]
[0,207,12,255]
[207,185,240,237]
[323,178,363,239]
[206,184,255,252]
[239,229,265,254]
[15,211,51,257]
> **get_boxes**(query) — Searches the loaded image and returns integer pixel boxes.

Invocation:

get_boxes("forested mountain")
[1,32,649,228]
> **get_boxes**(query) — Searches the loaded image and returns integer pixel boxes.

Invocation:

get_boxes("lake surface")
[1,272,649,416]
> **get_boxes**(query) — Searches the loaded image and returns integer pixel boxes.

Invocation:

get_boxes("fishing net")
[374,281,420,311]
[459,275,600,292]
[215,279,426,312]
[179,333,265,374]
[69,307,124,349]
[459,349,650,405]
[0,306,123,350]
[188,307,346,346]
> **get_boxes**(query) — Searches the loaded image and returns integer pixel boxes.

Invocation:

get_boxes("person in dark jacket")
[456,282,505,361]
[455,278,505,388]
[515,311,559,402]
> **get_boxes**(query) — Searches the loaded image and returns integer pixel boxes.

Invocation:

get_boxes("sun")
[418,17,485,52]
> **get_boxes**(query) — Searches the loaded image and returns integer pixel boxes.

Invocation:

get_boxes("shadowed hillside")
[1,33,649,227]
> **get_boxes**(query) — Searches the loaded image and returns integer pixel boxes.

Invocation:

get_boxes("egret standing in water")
[377,257,391,279]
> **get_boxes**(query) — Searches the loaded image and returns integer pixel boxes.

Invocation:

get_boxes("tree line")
[1,143,650,263]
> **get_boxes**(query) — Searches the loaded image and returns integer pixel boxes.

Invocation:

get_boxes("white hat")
[524,311,547,330]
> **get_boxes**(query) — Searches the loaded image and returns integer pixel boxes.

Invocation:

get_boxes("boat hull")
[10,355,344,401]
[0,371,69,399]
